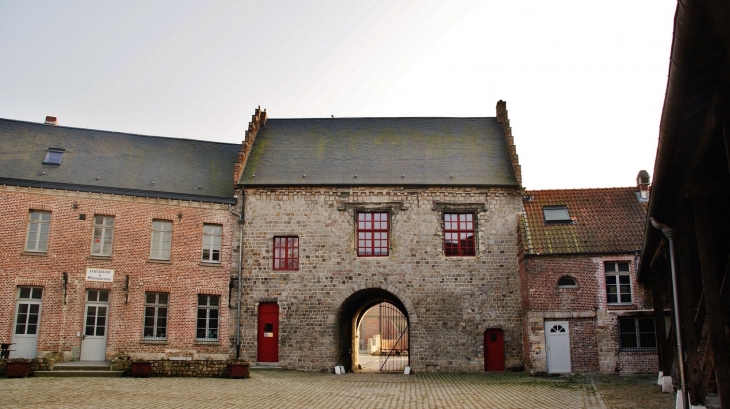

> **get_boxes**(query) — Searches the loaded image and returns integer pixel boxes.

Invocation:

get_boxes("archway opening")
[335,288,410,372]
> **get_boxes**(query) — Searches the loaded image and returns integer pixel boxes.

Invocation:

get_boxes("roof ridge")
[0,117,239,147]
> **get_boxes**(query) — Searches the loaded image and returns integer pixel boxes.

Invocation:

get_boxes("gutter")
[228,192,244,360]
[638,0,704,282]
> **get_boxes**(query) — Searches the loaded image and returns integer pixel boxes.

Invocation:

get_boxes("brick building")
[232,102,525,372]
[519,175,658,374]
[0,117,239,362]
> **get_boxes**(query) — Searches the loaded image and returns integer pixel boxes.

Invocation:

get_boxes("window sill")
[199,261,222,267]
[89,255,112,260]
[148,259,172,264]
[194,340,220,345]
[139,339,168,345]
[20,251,48,257]
[608,304,636,310]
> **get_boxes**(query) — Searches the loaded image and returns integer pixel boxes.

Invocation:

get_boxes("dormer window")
[543,205,571,224]
[42,148,65,166]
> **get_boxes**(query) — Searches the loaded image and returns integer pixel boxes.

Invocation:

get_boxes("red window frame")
[357,212,389,256]
[443,213,476,256]
[273,237,299,270]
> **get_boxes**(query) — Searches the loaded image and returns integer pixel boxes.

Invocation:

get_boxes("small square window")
[273,237,299,270]
[619,317,657,351]
[444,213,475,256]
[357,213,389,256]
[543,206,571,223]
[42,148,65,165]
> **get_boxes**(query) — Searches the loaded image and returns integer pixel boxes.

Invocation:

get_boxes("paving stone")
[2,371,671,408]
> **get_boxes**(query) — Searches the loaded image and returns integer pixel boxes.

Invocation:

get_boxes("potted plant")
[131,360,152,377]
[227,360,250,379]
[6,358,32,378]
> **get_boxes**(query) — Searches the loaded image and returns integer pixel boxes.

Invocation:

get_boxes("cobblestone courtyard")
[2,370,674,409]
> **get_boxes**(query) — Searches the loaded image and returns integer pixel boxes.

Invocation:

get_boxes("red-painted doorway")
[484,328,505,371]
[257,303,279,362]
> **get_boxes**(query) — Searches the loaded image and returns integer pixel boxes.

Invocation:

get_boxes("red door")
[257,303,279,362]
[484,328,505,371]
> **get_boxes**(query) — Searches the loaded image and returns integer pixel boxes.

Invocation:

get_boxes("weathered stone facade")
[235,186,524,372]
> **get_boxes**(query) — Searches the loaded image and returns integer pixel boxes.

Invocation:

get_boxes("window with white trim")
[91,216,114,256]
[196,295,219,341]
[25,210,51,252]
[150,220,172,260]
[605,262,632,304]
[619,317,657,351]
[201,224,222,263]
[143,292,168,340]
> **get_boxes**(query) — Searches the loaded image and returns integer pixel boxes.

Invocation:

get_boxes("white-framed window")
[91,216,114,256]
[201,224,222,263]
[196,295,220,341]
[619,317,657,351]
[143,292,168,340]
[605,261,632,304]
[150,220,172,260]
[25,210,51,252]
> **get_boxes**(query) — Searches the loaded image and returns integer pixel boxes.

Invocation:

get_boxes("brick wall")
[521,254,656,374]
[235,186,524,372]
[0,186,233,361]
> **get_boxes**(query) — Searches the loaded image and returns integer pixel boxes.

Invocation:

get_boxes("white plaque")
[86,268,114,282]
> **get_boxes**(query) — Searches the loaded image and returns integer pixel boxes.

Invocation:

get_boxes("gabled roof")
[0,118,240,203]
[520,187,646,255]
[237,117,519,187]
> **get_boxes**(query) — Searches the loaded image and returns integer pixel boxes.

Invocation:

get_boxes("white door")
[10,287,44,359]
[545,321,571,374]
[80,290,110,361]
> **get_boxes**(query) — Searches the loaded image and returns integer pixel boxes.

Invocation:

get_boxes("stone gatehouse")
[232,102,525,372]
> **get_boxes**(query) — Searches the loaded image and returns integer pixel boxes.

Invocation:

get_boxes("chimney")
[44,116,58,126]
[637,170,650,199]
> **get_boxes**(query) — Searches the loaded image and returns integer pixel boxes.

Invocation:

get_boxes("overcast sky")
[0,1,677,190]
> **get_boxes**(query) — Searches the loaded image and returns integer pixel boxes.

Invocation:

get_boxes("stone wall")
[235,186,524,372]
[0,186,233,361]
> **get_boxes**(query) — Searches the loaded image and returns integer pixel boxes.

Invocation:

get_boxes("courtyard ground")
[2,370,675,408]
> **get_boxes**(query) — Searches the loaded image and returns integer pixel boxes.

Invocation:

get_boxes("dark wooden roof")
[521,187,647,255]
[238,117,519,187]
[0,118,240,203]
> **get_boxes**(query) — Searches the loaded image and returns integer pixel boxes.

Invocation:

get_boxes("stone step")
[34,370,124,378]
[251,362,282,370]
[51,361,113,371]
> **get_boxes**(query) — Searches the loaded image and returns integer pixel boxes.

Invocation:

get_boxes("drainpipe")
[650,218,687,409]
[228,194,244,360]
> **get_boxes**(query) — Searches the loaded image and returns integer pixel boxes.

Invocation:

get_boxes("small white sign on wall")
[85,268,114,282]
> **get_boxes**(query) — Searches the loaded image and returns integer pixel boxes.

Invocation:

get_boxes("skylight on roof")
[42,148,65,165]
[543,205,571,223]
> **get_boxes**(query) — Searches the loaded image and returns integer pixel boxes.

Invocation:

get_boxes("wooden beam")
[652,263,672,374]
[678,234,702,404]
[650,238,667,269]
[692,196,730,406]
[724,122,730,177]
[698,338,714,403]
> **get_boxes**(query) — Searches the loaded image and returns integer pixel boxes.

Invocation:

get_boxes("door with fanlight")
[545,321,571,374]
[10,287,44,359]
[80,290,110,361]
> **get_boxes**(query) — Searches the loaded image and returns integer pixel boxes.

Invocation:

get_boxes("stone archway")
[334,287,412,372]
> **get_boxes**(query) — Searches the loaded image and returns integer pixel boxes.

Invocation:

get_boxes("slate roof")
[238,117,519,187]
[0,118,240,203]
[520,187,647,255]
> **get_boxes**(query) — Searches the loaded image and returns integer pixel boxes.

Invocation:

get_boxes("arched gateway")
[335,287,411,372]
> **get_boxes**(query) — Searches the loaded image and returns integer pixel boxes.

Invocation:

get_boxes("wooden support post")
[678,234,701,404]
[692,197,730,406]
[652,263,672,374]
